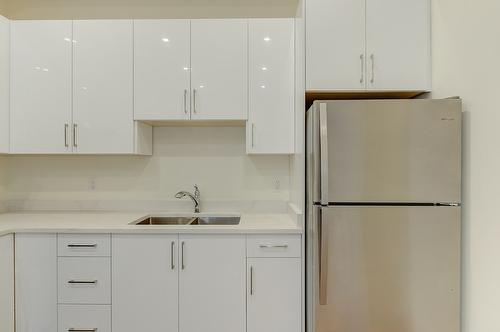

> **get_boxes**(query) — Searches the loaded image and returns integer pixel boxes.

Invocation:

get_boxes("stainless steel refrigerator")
[306,99,461,332]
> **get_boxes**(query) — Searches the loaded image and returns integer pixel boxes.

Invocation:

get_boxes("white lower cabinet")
[112,234,179,332]
[15,232,301,332]
[0,234,14,332]
[179,234,246,332]
[58,305,111,332]
[247,258,302,332]
[15,233,57,332]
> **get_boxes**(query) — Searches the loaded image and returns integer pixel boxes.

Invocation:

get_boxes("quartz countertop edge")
[0,212,303,236]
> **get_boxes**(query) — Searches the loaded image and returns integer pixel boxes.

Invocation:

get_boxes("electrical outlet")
[274,179,281,190]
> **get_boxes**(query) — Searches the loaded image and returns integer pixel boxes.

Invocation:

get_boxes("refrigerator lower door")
[307,206,461,332]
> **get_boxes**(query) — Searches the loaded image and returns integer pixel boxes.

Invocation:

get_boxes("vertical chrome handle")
[73,124,78,148]
[192,89,197,113]
[181,241,185,270]
[319,103,329,205]
[171,241,175,270]
[183,89,188,114]
[360,54,364,84]
[370,54,375,84]
[318,209,328,305]
[251,123,255,148]
[250,266,254,295]
[64,124,69,147]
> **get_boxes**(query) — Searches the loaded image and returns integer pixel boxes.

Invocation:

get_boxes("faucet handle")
[194,184,200,198]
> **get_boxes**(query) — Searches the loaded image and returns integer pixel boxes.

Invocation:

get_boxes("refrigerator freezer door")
[308,206,461,332]
[309,99,462,204]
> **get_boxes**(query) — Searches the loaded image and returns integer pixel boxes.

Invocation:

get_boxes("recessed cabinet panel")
[10,20,72,153]
[191,19,248,120]
[73,20,134,154]
[366,0,431,90]
[179,234,246,332]
[134,19,191,120]
[306,0,366,91]
[248,19,295,154]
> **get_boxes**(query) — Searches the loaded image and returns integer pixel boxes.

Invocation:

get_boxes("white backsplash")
[5,126,291,213]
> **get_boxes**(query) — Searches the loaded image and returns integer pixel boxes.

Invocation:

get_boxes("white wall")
[432,0,500,331]
[6,127,291,212]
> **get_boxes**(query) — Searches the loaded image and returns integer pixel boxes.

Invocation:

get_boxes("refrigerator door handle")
[319,208,329,305]
[319,103,329,205]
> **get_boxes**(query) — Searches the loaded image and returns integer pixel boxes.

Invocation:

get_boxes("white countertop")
[0,211,302,236]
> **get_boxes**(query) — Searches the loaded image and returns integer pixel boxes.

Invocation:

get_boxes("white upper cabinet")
[366,0,431,90]
[134,20,191,120]
[0,16,9,153]
[73,20,135,154]
[10,20,72,153]
[306,0,431,92]
[306,0,365,91]
[179,234,246,332]
[191,19,248,120]
[247,19,295,154]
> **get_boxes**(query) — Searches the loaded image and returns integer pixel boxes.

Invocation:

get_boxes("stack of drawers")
[57,234,112,332]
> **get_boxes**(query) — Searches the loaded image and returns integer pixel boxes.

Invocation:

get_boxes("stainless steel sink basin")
[189,216,241,225]
[133,216,240,226]
[135,216,195,225]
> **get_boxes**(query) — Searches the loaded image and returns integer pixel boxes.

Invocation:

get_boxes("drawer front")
[58,305,111,332]
[58,234,111,257]
[247,235,301,258]
[58,257,111,304]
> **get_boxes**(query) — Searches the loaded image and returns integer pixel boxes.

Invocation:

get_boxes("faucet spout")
[175,185,201,213]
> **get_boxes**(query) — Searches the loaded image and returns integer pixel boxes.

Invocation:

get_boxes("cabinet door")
[248,19,294,154]
[0,16,8,153]
[10,20,72,153]
[366,0,431,90]
[0,235,14,332]
[112,234,179,332]
[15,233,57,332]
[191,19,247,120]
[179,234,246,332]
[306,0,365,91]
[73,20,134,153]
[247,258,301,332]
[134,19,191,120]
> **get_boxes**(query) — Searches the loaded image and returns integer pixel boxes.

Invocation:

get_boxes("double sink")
[133,215,241,226]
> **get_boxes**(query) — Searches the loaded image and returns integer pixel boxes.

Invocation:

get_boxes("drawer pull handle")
[259,244,288,249]
[67,244,98,248]
[68,329,98,332]
[68,280,98,284]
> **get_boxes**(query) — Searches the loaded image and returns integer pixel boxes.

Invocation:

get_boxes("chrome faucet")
[175,185,201,213]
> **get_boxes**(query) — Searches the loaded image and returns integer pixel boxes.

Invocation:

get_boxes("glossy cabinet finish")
[0,16,9,153]
[0,234,14,332]
[306,0,431,92]
[179,234,246,332]
[306,0,365,91]
[191,19,248,120]
[247,258,301,332]
[73,20,134,154]
[10,21,72,153]
[366,0,431,90]
[134,19,191,120]
[15,233,57,332]
[58,305,111,332]
[248,19,294,154]
[112,234,179,332]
